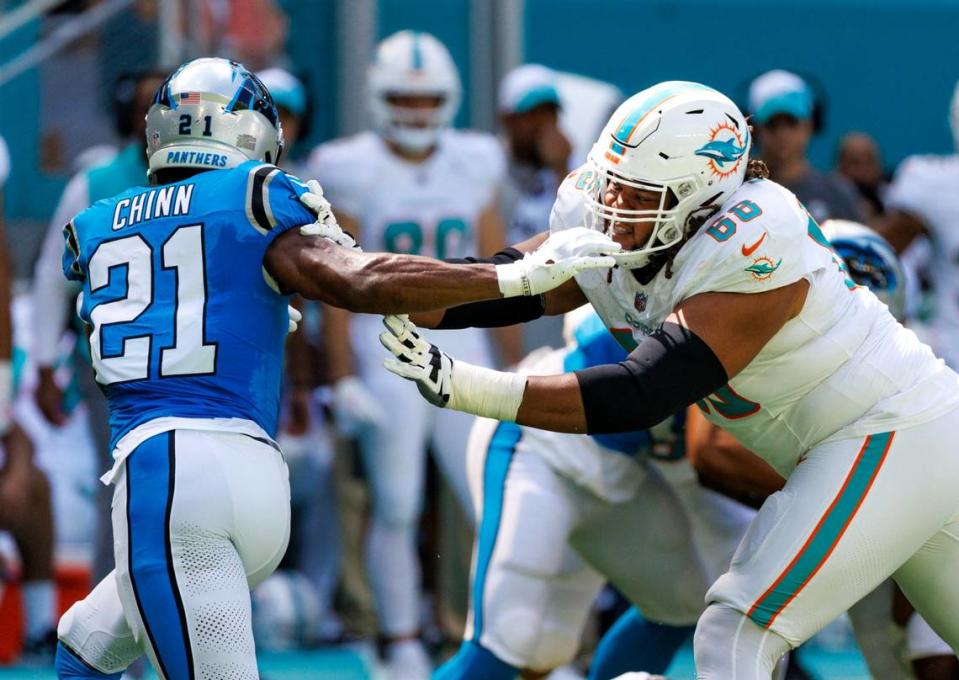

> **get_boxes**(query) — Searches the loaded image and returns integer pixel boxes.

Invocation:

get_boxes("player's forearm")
[514,374,589,433]
[309,248,503,314]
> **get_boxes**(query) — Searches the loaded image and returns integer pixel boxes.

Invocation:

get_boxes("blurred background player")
[836,132,889,221]
[437,308,754,680]
[880,78,959,370]
[31,69,166,587]
[498,64,572,247]
[307,31,513,679]
[497,65,572,354]
[0,133,56,664]
[255,65,346,645]
[0,136,12,400]
[496,64,622,357]
[748,69,865,223]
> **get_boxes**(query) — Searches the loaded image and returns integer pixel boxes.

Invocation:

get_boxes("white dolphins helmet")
[584,81,751,268]
[821,219,906,320]
[368,30,462,152]
[146,57,283,181]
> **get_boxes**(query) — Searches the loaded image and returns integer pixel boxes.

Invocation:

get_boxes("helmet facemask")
[582,157,715,269]
[373,92,454,153]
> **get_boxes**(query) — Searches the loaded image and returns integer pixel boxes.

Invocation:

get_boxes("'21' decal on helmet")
[695,121,749,178]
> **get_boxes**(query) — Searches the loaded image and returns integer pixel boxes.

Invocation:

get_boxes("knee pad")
[57,584,140,675]
[434,641,518,680]
[485,607,579,672]
[694,604,791,680]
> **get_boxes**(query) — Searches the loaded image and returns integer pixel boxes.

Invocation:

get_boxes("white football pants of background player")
[459,409,754,673]
[58,425,289,679]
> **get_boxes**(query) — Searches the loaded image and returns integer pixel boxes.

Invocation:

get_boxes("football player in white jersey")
[0,134,12,432]
[880,79,959,370]
[381,81,959,679]
[436,306,754,680]
[306,31,516,678]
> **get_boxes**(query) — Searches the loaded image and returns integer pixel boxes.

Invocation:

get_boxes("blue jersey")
[63,161,315,447]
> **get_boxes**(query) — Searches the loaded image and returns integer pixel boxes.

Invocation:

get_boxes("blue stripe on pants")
[126,432,194,680]
[471,422,521,641]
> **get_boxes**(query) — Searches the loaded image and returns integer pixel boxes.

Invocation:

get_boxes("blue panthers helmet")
[146,58,283,180]
[822,219,905,320]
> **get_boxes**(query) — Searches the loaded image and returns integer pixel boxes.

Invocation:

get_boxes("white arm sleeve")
[32,173,89,366]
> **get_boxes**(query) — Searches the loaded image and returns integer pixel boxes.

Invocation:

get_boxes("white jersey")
[309,129,506,365]
[551,169,959,476]
[886,154,959,368]
[307,129,505,259]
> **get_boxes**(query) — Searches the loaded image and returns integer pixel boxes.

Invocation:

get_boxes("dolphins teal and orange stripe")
[747,431,895,629]
[608,82,712,155]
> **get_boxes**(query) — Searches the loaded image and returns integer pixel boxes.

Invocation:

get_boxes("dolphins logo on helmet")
[695,122,749,178]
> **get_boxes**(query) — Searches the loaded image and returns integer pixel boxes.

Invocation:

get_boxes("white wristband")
[0,359,12,435]
[495,261,531,298]
[449,361,526,422]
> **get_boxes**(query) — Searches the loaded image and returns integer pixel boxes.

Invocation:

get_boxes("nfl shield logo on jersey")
[634,292,647,312]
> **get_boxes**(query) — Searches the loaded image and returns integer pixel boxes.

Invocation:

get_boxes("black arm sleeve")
[444,246,525,266]
[575,322,728,434]
[435,247,546,329]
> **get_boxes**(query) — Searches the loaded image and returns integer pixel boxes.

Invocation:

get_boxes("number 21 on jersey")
[87,223,217,384]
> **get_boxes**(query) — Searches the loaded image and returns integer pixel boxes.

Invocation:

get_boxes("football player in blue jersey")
[52,57,617,680]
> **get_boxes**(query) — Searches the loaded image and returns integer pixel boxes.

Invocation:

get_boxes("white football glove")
[380,315,525,420]
[379,315,453,408]
[0,360,11,437]
[287,305,303,334]
[330,375,386,436]
[297,179,360,250]
[495,227,620,297]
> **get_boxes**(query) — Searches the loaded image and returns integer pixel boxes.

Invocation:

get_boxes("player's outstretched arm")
[410,229,613,329]
[263,226,616,315]
[380,280,807,434]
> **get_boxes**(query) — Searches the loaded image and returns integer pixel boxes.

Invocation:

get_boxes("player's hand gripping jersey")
[552,170,959,476]
[63,161,315,456]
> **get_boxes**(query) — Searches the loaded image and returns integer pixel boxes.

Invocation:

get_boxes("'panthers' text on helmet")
[146,58,283,181]
[368,31,462,153]
[584,81,751,268]
[821,219,906,320]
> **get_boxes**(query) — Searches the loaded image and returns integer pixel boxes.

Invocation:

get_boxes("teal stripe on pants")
[470,422,521,640]
[749,431,894,629]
